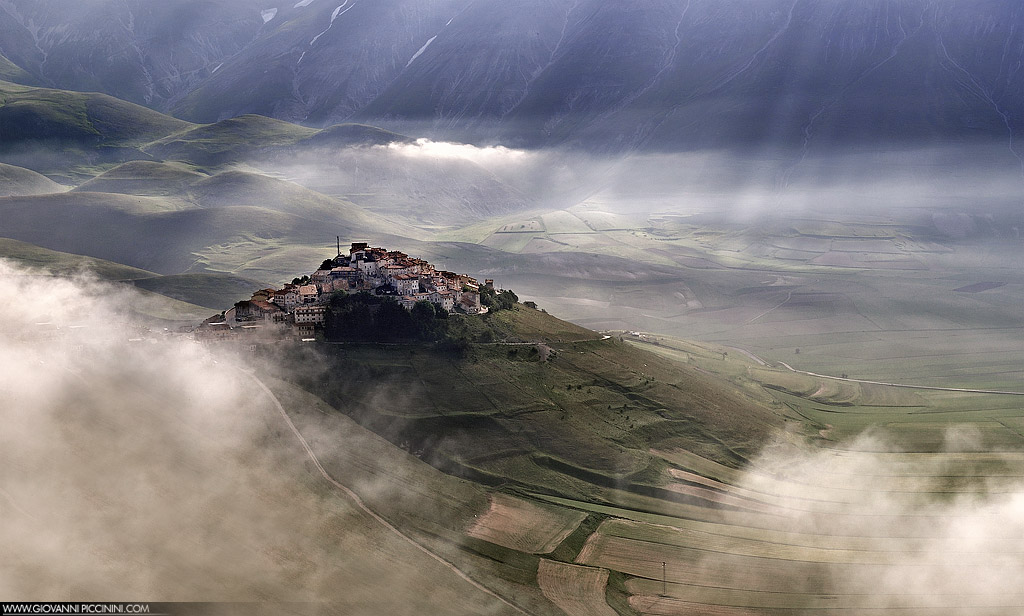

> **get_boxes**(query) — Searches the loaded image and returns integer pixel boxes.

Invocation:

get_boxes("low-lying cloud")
[382,138,535,168]
[0,262,506,614]
[703,428,1024,612]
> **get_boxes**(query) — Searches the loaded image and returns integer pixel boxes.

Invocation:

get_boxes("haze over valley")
[4,1,1024,614]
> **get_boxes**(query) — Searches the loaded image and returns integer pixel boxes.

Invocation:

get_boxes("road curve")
[244,372,535,616]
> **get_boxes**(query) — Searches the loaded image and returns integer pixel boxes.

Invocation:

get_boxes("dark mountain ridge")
[3,0,1024,154]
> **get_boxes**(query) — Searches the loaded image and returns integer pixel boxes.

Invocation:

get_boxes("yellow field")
[467,493,588,554]
[536,559,618,616]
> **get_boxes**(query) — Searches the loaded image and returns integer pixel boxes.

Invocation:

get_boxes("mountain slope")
[0,0,262,107]
[131,272,268,309]
[7,0,1024,153]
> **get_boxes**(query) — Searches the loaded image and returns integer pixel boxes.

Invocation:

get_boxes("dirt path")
[245,372,535,616]
[743,290,793,325]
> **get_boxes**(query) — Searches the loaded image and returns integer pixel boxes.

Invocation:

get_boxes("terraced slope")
[268,311,1024,615]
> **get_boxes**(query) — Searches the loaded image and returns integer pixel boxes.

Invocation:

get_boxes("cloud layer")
[0,262,510,614]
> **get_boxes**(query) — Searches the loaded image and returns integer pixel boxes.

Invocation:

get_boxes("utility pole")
[662,561,667,596]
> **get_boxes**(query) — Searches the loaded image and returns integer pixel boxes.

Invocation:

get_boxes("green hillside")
[188,169,401,232]
[283,307,786,492]
[0,80,191,146]
[0,193,314,273]
[299,123,412,147]
[246,307,793,615]
[144,114,317,166]
[0,54,34,85]
[0,237,154,280]
[131,272,268,310]
[0,238,213,322]
[72,163,418,239]
[259,304,1024,615]
[74,160,207,196]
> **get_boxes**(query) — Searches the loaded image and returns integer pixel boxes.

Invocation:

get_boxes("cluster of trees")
[481,286,518,311]
[323,285,523,351]
[324,292,448,343]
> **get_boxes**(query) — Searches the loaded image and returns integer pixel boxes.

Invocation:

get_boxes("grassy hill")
[0,237,155,281]
[144,114,317,166]
[246,307,793,615]
[74,160,207,196]
[0,79,194,181]
[0,82,418,186]
[0,238,213,322]
[282,307,787,495]
[299,123,412,147]
[0,162,65,196]
[131,272,268,310]
[187,169,409,234]
[0,193,318,273]
[258,304,1024,615]
[72,163,419,238]
[0,54,35,85]
[0,80,191,147]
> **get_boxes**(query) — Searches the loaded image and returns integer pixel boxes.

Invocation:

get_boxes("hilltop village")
[197,242,492,340]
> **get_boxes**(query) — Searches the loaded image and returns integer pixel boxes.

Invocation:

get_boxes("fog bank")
[0,262,508,614]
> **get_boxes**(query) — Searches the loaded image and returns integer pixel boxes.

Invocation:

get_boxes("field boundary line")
[245,371,535,616]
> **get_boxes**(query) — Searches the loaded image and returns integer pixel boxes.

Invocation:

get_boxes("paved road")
[627,333,1024,397]
[244,371,534,616]
[775,361,1024,396]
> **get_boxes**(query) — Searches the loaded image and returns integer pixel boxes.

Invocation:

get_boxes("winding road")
[244,371,534,616]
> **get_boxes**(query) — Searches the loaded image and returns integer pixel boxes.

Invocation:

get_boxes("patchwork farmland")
[260,301,1024,614]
